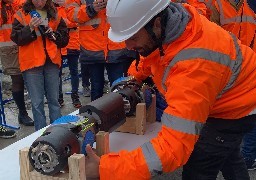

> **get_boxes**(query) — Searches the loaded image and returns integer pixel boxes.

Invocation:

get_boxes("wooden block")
[68,154,85,180]
[20,147,33,180]
[146,94,156,123]
[116,103,147,135]
[115,125,136,134]
[135,103,146,135]
[96,131,110,156]
[30,170,69,180]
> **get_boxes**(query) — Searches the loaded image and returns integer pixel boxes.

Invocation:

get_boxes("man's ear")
[153,17,162,38]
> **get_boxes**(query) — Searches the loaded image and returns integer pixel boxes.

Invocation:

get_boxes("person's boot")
[83,86,91,97]
[18,110,34,126]
[0,125,16,138]
[71,92,82,108]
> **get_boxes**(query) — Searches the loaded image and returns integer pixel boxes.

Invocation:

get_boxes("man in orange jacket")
[84,1,256,179]
[53,0,82,108]
[65,0,136,101]
[209,0,256,51]
[208,0,256,170]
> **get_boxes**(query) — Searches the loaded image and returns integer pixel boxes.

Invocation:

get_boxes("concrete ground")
[0,67,256,179]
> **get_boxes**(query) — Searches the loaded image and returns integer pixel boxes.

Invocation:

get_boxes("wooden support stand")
[19,131,109,180]
[116,94,156,135]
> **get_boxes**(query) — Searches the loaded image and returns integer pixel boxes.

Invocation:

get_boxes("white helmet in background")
[107,0,170,42]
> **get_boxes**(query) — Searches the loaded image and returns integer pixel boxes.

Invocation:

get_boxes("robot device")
[28,78,152,175]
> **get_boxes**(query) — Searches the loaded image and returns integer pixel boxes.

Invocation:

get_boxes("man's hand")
[85,144,100,179]
[29,17,43,31]
[93,0,107,12]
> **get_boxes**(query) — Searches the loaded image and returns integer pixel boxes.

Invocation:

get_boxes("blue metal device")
[0,70,19,130]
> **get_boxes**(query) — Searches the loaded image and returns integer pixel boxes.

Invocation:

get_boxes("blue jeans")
[60,50,80,94]
[23,60,61,130]
[87,62,125,101]
[241,124,256,165]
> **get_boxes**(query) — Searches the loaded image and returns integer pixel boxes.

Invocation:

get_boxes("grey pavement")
[0,68,256,179]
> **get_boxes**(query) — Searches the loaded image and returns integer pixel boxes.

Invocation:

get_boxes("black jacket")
[11,17,69,48]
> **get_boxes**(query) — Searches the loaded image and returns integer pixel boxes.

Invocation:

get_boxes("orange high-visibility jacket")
[196,0,215,18]
[0,0,24,47]
[211,0,256,51]
[175,0,208,16]
[99,4,256,179]
[65,0,130,63]
[13,10,62,72]
[57,6,79,56]
[128,56,152,83]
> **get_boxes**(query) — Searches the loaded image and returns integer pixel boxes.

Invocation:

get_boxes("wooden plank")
[68,154,85,180]
[135,103,146,135]
[96,131,110,156]
[116,125,136,134]
[30,170,69,180]
[20,147,33,180]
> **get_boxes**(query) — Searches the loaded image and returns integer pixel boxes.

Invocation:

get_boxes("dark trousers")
[182,115,256,180]
[81,63,90,87]
[59,51,80,94]
[87,62,125,101]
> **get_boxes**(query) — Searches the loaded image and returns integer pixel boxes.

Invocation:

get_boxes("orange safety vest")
[185,0,208,16]
[99,4,256,179]
[66,0,127,60]
[0,0,24,47]
[14,10,62,72]
[215,0,256,51]
[57,6,80,56]
[197,0,215,18]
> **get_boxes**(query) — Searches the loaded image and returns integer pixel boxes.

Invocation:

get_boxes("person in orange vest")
[65,0,136,101]
[82,1,256,179]
[53,0,82,108]
[209,0,255,51]
[10,0,69,131]
[208,0,256,170]
[0,0,34,138]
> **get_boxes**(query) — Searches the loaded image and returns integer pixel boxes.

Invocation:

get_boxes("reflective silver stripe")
[81,0,86,4]
[67,1,81,23]
[218,34,242,98]
[0,24,12,30]
[162,48,231,91]
[66,2,80,8]
[221,16,256,25]
[73,7,80,23]
[161,112,204,135]
[161,35,242,98]
[63,18,68,25]
[0,41,16,47]
[80,18,101,26]
[16,10,27,26]
[249,109,256,115]
[198,0,213,9]
[141,142,163,177]
[217,0,256,26]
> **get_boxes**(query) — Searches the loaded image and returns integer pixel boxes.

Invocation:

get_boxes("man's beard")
[137,40,158,57]
[139,45,158,57]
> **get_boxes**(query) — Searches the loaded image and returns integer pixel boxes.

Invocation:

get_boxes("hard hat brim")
[108,28,134,43]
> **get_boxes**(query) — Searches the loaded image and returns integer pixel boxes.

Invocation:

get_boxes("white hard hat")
[107,0,170,42]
